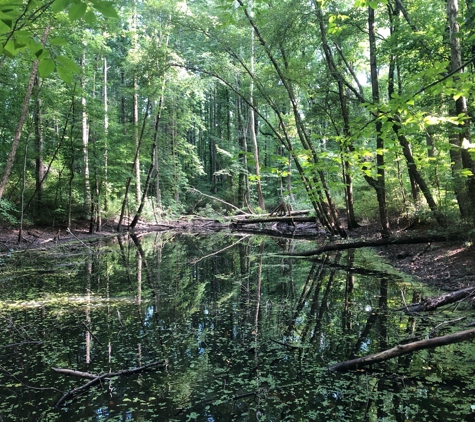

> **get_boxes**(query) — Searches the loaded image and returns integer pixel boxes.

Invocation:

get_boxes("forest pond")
[1,232,475,421]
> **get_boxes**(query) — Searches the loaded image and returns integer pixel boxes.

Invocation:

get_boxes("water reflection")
[0,232,474,421]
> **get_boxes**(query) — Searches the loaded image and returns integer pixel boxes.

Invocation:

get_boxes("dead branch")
[51,368,102,379]
[329,328,475,372]
[397,286,475,313]
[0,340,42,348]
[54,360,167,407]
[283,234,449,257]
[188,187,249,215]
[82,322,104,346]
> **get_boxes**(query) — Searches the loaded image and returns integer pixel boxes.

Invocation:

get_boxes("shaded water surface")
[0,232,475,421]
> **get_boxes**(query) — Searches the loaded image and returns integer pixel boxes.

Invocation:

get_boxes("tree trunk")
[369,6,390,237]
[132,0,141,203]
[250,23,265,210]
[447,0,475,219]
[0,27,50,199]
[81,52,91,213]
[103,55,109,213]
[236,92,250,210]
[34,76,44,209]
[133,73,141,203]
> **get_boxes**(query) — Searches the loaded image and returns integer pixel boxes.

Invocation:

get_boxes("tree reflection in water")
[0,232,474,421]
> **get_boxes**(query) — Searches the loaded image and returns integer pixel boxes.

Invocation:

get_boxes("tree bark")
[34,76,44,208]
[0,27,50,199]
[249,20,265,210]
[447,0,475,219]
[81,52,91,212]
[368,6,390,237]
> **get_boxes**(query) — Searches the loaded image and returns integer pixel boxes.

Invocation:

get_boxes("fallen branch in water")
[283,234,449,257]
[54,360,168,407]
[397,286,475,313]
[52,367,103,379]
[230,216,317,225]
[329,328,475,372]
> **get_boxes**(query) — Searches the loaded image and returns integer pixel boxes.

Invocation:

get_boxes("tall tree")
[0,27,50,199]
[447,0,475,220]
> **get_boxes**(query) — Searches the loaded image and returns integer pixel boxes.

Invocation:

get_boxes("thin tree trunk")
[369,6,390,237]
[0,27,50,199]
[133,73,141,203]
[34,76,44,209]
[237,93,249,209]
[250,20,265,210]
[117,100,151,231]
[81,52,91,212]
[132,0,141,203]
[103,55,109,213]
[316,4,360,230]
[131,79,169,228]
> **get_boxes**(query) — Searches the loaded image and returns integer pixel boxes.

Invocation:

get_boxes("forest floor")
[0,216,474,293]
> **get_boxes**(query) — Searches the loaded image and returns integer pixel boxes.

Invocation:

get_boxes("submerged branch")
[54,360,168,407]
[397,286,475,313]
[330,328,475,371]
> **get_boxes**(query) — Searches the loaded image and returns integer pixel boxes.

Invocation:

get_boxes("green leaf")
[39,58,55,78]
[56,55,80,73]
[68,1,87,21]
[51,0,70,13]
[92,1,118,18]
[56,65,73,84]
[49,37,68,46]
[3,39,17,57]
[27,0,40,11]
[84,9,96,25]
[1,18,12,28]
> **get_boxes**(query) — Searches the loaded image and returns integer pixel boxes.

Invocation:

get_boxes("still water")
[0,232,474,421]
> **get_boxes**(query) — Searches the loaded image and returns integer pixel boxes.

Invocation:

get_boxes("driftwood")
[283,234,449,257]
[329,328,475,372]
[54,360,167,407]
[400,286,475,313]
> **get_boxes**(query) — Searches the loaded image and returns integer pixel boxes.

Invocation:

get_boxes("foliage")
[0,199,18,224]
[0,0,474,228]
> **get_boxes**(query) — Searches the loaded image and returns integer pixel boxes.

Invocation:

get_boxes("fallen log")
[399,286,475,313]
[54,360,167,407]
[329,328,475,372]
[231,216,318,226]
[283,234,449,257]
